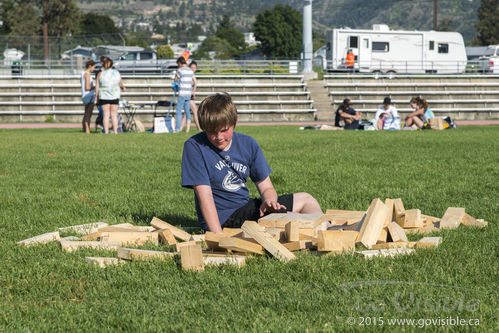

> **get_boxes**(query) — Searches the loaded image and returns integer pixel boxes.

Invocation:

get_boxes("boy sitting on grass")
[181,93,323,233]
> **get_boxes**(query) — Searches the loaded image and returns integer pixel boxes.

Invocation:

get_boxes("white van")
[326,24,467,74]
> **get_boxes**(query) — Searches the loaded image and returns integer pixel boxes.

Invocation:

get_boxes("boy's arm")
[193,185,223,233]
[255,176,286,216]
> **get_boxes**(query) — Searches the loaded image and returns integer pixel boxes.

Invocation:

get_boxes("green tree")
[215,15,246,54]
[193,36,233,59]
[253,4,302,58]
[78,13,121,35]
[474,0,499,45]
[157,44,174,58]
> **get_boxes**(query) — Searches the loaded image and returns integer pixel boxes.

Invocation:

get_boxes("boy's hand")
[259,200,286,216]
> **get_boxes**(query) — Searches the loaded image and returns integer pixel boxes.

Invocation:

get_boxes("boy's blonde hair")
[198,93,237,132]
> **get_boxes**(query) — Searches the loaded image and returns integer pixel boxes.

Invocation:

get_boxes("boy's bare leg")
[292,192,322,214]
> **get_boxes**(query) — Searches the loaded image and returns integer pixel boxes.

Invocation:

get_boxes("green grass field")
[0,126,497,332]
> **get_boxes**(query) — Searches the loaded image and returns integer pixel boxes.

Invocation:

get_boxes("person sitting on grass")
[334,99,362,130]
[405,96,433,129]
[181,93,323,233]
[375,96,399,130]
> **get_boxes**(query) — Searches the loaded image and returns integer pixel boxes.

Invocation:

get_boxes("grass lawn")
[0,126,497,331]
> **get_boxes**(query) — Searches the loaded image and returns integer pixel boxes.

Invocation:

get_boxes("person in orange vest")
[346,49,355,71]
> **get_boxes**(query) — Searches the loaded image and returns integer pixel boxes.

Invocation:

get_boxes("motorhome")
[326,24,467,74]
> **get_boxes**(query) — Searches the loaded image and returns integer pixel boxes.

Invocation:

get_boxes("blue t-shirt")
[181,132,272,230]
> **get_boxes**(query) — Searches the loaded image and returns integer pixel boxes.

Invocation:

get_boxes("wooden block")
[258,213,324,229]
[59,222,108,235]
[158,229,177,245]
[219,237,264,254]
[150,217,192,241]
[387,222,408,243]
[180,243,204,271]
[356,248,415,259]
[429,117,445,130]
[421,214,440,224]
[372,242,416,250]
[117,248,175,261]
[415,236,442,249]
[264,227,284,241]
[440,207,465,229]
[17,231,60,247]
[60,240,120,252]
[85,257,123,268]
[176,240,198,252]
[99,231,158,246]
[393,198,405,223]
[461,213,488,227]
[324,210,365,225]
[222,228,244,237]
[202,254,246,267]
[356,199,389,249]
[377,227,388,243]
[285,221,300,242]
[384,199,395,226]
[204,232,224,251]
[60,236,81,242]
[314,220,330,236]
[257,213,287,228]
[399,209,422,228]
[282,240,314,251]
[191,234,205,242]
[97,226,144,233]
[108,223,136,229]
[241,221,296,262]
[318,230,358,252]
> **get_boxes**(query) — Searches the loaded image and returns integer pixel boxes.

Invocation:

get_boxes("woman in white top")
[375,96,399,130]
[80,59,96,134]
[95,57,126,134]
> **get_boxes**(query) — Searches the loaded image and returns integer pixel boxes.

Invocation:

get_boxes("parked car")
[113,49,177,74]
[477,45,499,74]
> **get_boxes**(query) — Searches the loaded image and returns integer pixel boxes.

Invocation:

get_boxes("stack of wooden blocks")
[17,198,487,270]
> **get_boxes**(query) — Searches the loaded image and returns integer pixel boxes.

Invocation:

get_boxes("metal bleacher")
[323,74,499,120]
[0,74,316,122]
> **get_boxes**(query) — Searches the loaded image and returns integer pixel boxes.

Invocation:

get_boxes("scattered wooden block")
[387,222,409,243]
[393,198,405,224]
[285,221,300,242]
[324,210,365,225]
[85,257,123,268]
[180,243,204,271]
[218,237,264,254]
[81,232,102,241]
[60,240,120,252]
[257,213,324,229]
[461,213,488,227]
[60,236,81,242]
[318,230,358,253]
[421,214,440,224]
[17,231,60,247]
[356,248,415,259]
[59,222,108,235]
[191,234,205,242]
[257,213,287,228]
[204,232,224,251]
[399,209,423,228]
[371,242,416,250]
[282,240,314,251]
[241,221,296,262]
[158,229,177,245]
[264,228,284,241]
[377,227,388,243]
[176,240,198,252]
[222,228,244,237]
[99,231,158,246]
[117,248,175,261]
[108,223,136,229]
[415,237,442,249]
[150,217,192,241]
[429,117,445,130]
[439,207,465,229]
[202,255,246,267]
[384,199,395,226]
[314,220,330,236]
[356,198,389,249]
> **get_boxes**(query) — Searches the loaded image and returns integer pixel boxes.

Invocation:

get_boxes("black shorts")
[98,99,119,106]
[222,194,294,228]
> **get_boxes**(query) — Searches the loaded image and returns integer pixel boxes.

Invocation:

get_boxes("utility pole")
[302,0,316,78]
[433,0,438,30]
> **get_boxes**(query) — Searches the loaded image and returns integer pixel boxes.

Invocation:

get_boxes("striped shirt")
[176,66,194,97]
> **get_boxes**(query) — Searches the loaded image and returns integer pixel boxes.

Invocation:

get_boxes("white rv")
[326,24,467,74]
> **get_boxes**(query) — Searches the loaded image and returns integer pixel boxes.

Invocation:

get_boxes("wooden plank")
[324,210,365,225]
[399,209,423,228]
[318,230,358,253]
[282,240,314,251]
[150,217,192,241]
[415,237,442,249]
[241,221,296,262]
[60,236,81,242]
[60,240,120,252]
[377,227,388,243]
[205,232,224,251]
[180,243,204,271]
[356,198,389,249]
[439,207,465,229]
[158,229,177,245]
[17,231,60,247]
[202,255,246,267]
[85,257,123,268]
[191,234,205,242]
[461,213,488,227]
[285,221,300,242]
[222,228,244,237]
[257,213,287,228]
[59,222,108,235]
[258,213,324,229]
[264,228,284,241]
[393,198,405,224]
[117,248,175,261]
[108,223,136,229]
[387,222,408,243]
[372,242,416,250]
[218,237,264,254]
[421,214,440,224]
[384,199,395,226]
[99,231,158,246]
[356,248,415,259]
[176,240,198,252]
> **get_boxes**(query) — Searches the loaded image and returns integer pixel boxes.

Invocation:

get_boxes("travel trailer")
[326,25,467,74]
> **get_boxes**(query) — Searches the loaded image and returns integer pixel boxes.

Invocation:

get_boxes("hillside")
[75,0,481,44]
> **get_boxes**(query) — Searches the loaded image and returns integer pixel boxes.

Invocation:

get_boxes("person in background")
[179,60,200,132]
[345,49,355,71]
[335,99,362,130]
[174,56,194,133]
[80,59,96,134]
[95,57,126,134]
[375,96,399,130]
[406,96,433,129]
